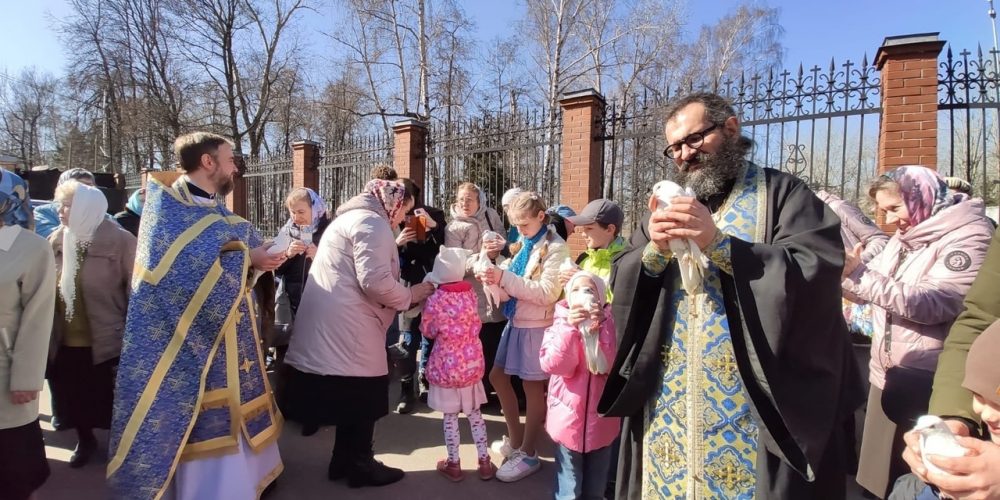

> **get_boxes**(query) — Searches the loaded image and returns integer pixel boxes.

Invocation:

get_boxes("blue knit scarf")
[502,225,548,320]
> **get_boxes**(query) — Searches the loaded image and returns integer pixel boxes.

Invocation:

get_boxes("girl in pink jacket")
[421,247,498,482]
[539,270,620,500]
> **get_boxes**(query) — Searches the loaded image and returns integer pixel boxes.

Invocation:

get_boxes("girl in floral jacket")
[421,247,498,482]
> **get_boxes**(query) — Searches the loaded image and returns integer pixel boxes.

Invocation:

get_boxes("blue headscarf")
[0,170,30,228]
[502,224,549,320]
[126,189,144,216]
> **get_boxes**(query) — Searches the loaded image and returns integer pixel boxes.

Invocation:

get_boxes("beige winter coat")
[446,205,506,323]
[495,227,569,328]
[286,192,413,378]
[49,219,136,364]
[0,226,56,429]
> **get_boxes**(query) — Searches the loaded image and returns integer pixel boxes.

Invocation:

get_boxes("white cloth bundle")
[652,180,710,295]
[565,272,609,375]
[475,230,506,309]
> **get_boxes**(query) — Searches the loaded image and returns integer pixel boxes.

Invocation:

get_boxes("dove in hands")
[651,180,710,295]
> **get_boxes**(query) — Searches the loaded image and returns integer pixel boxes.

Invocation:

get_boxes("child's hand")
[567,304,590,328]
[558,268,576,287]
[925,436,1000,499]
[903,419,971,482]
[478,266,501,286]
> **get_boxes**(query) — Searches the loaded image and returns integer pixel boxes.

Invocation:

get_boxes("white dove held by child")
[567,284,608,375]
[651,180,710,295]
[475,231,506,309]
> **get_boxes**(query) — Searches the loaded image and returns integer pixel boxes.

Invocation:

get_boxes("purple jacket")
[817,190,889,263]
[843,196,994,388]
[421,281,484,389]
[539,301,620,454]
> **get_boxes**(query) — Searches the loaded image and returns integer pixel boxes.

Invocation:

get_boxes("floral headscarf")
[0,170,29,228]
[883,165,954,227]
[364,179,407,223]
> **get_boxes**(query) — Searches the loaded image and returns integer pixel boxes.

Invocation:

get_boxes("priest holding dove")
[598,92,864,499]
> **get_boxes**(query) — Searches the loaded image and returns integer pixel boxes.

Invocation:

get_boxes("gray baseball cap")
[567,198,624,228]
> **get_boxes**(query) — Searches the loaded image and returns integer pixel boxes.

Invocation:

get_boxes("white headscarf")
[60,183,108,320]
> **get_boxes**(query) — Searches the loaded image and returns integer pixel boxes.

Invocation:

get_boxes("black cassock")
[598,166,866,499]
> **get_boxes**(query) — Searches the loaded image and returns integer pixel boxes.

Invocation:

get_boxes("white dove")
[914,415,968,475]
[475,230,506,309]
[651,180,710,295]
[567,280,609,375]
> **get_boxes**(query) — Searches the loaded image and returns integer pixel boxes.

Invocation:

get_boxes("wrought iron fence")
[243,153,293,238]
[938,46,1000,204]
[318,134,394,211]
[601,55,883,234]
[123,171,143,191]
[426,110,562,214]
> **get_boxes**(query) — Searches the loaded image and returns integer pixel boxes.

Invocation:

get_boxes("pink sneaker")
[477,457,498,480]
[437,459,464,482]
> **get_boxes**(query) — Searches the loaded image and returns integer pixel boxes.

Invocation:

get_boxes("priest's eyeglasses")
[663,123,720,159]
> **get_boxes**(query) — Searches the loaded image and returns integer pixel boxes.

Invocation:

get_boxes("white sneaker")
[490,435,515,459]
[495,450,541,482]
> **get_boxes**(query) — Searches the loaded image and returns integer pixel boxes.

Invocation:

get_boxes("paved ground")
[36,346,875,499]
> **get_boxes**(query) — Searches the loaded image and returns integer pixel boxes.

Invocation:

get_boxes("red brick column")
[291,140,320,190]
[225,154,249,217]
[876,33,946,173]
[393,120,428,194]
[559,89,606,256]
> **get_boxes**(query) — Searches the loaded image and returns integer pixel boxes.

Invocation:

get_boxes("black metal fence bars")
[318,134,394,212]
[243,153,293,238]
[425,111,562,213]
[938,46,1000,204]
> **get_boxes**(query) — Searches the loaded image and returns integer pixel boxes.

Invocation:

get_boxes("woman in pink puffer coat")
[842,165,995,499]
[539,270,620,500]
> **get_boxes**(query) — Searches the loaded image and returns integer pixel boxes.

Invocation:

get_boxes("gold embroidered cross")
[240,358,253,374]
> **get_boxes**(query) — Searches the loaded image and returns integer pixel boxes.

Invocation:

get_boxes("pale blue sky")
[0,0,994,86]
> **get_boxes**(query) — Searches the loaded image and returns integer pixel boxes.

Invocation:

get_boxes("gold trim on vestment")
[256,461,285,500]
[200,389,229,411]
[242,294,285,451]
[107,260,227,476]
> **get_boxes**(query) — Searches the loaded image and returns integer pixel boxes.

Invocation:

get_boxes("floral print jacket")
[421,281,484,388]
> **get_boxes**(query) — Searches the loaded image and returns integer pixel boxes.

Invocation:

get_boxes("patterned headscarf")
[364,179,407,223]
[884,165,954,227]
[0,169,29,228]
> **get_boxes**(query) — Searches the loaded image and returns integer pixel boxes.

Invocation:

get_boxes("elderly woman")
[275,187,332,316]
[842,166,995,498]
[282,179,435,488]
[0,178,56,499]
[48,180,136,468]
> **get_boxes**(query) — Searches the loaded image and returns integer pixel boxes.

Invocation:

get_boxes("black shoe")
[69,439,96,468]
[328,455,349,481]
[396,392,416,414]
[301,423,319,437]
[348,459,405,488]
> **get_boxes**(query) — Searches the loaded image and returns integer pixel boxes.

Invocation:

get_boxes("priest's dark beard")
[215,176,235,198]
[665,136,747,199]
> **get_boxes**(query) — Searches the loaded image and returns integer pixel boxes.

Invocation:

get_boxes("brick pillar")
[393,120,428,197]
[876,33,945,172]
[291,140,320,190]
[559,89,606,256]
[225,154,248,217]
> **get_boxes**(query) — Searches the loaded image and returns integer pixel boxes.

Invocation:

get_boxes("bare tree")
[171,0,309,158]
[479,36,528,117]
[0,68,59,168]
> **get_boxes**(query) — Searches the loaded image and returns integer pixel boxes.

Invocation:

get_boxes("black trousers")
[332,419,376,466]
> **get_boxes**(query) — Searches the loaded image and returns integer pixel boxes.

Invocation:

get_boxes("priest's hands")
[646,195,719,251]
[250,242,287,272]
[10,390,39,404]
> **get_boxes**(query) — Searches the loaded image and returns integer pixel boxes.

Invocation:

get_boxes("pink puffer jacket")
[842,196,994,388]
[539,301,621,454]
[421,281,485,389]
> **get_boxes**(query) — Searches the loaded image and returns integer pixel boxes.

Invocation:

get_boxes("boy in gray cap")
[559,199,626,300]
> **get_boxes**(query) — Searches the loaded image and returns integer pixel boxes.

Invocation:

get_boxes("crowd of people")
[2,91,1000,500]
